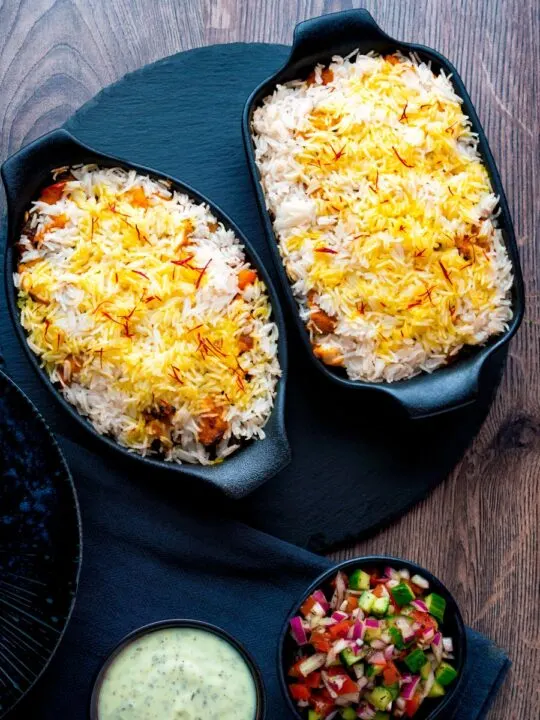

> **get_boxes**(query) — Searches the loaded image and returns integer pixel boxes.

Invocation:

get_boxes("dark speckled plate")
[0,370,81,718]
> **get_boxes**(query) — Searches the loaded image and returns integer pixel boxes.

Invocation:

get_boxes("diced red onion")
[311,601,326,618]
[401,675,420,700]
[299,653,326,676]
[401,672,412,683]
[330,571,347,610]
[411,599,428,613]
[370,639,386,650]
[384,566,399,580]
[312,590,330,612]
[423,669,435,698]
[384,644,395,659]
[326,638,351,666]
[365,618,380,628]
[411,573,429,589]
[396,697,407,710]
[358,703,376,719]
[321,671,339,699]
[395,617,415,641]
[432,634,443,665]
[350,620,365,641]
[289,616,308,646]
[394,711,405,718]
[443,637,454,653]
[398,568,410,580]
[368,651,387,665]
[353,663,365,679]
[422,627,435,643]
[335,692,361,705]
[386,578,400,589]
[332,611,348,622]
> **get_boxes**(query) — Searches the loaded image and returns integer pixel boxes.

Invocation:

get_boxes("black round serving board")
[0,370,81,718]
[0,43,504,552]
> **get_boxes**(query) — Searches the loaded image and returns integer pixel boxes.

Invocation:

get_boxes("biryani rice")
[252,51,513,382]
[15,165,280,464]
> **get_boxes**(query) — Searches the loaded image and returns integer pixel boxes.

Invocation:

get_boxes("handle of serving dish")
[1,128,81,219]
[391,357,485,419]
[289,9,391,66]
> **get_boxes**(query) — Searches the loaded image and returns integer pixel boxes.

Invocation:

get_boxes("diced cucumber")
[427,681,446,698]
[364,626,382,642]
[308,711,322,720]
[404,648,426,673]
[385,682,400,700]
[390,582,415,606]
[366,663,383,678]
[341,647,363,667]
[359,590,376,613]
[368,686,393,711]
[373,714,390,720]
[340,709,357,720]
[436,661,458,686]
[420,661,432,680]
[349,569,371,590]
[425,593,446,622]
[388,626,405,649]
[372,596,390,616]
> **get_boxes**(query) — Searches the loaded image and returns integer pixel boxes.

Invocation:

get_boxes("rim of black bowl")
[278,556,467,720]
[90,618,266,720]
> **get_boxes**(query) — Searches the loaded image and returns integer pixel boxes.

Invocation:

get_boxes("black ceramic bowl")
[90,619,266,719]
[242,9,525,419]
[278,556,467,720]
[1,128,290,499]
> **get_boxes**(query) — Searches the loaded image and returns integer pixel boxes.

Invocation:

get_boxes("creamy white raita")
[97,627,258,719]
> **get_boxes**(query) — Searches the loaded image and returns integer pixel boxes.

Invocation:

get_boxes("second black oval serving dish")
[278,556,467,720]
[1,128,290,499]
[242,9,524,419]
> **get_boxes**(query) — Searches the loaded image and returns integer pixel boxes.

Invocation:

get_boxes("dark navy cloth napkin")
[7,438,509,719]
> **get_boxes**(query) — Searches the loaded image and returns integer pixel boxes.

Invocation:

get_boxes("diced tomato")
[288,658,308,678]
[238,268,257,289]
[405,694,422,717]
[304,671,322,689]
[369,569,381,586]
[310,691,335,717]
[289,683,311,701]
[40,182,66,204]
[311,630,332,653]
[300,595,317,616]
[411,610,438,635]
[345,596,358,612]
[373,584,386,598]
[328,620,352,640]
[325,666,346,677]
[383,661,400,686]
[334,676,358,696]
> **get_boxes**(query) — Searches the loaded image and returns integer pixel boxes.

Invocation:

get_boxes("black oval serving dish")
[1,128,290,499]
[242,9,525,419]
[278,555,467,720]
[90,618,266,720]
[0,369,82,719]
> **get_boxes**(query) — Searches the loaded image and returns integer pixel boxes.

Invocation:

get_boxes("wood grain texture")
[0,0,538,716]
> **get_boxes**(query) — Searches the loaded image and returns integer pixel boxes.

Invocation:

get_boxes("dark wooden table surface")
[1,1,538,717]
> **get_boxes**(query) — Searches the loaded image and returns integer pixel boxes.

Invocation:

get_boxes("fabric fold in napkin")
[9,438,509,719]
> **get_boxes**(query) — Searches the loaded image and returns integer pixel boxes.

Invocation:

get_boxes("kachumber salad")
[286,566,458,719]
[252,52,513,383]
[15,165,280,465]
